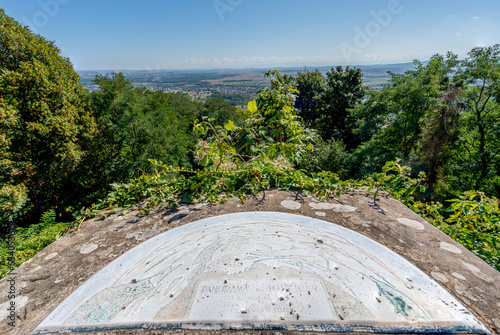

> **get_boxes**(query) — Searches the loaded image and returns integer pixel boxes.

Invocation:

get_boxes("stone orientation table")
[1,190,499,334]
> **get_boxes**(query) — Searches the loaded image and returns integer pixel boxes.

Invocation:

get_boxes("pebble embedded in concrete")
[451,272,466,280]
[397,218,425,230]
[440,242,462,254]
[44,252,58,261]
[280,200,301,210]
[494,318,500,329]
[79,243,99,254]
[473,271,494,283]
[309,202,336,210]
[462,262,480,273]
[30,265,42,273]
[431,272,449,283]
[330,204,357,212]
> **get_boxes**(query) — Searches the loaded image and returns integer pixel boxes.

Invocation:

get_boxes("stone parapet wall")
[1,190,499,334]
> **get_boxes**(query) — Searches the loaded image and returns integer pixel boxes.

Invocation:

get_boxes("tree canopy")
[295,66,366,148]
[348,46,500,198]
[0,9,95,228]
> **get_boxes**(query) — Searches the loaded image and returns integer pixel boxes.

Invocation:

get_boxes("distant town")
[77,63,415,107]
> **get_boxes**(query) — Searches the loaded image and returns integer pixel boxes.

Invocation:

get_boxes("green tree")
[350,70,429,176]
[91,72,134,115]
[199,97,247,128]
[297,139,349,179]
[243,70,316,164]
[87,74,199,181]
[294,66,366,148]
[323,66,366,147]
[295,69,326,127]
[457,44,500,191]
[417,53,462,186]
[0,100,28,227]
[351,54,459,179]
[114,89,196,172]
[0,9,95,229]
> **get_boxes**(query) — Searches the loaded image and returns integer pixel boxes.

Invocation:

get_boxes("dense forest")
[0,9,498,276]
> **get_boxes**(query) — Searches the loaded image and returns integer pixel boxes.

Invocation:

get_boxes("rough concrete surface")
[1,190,499,334]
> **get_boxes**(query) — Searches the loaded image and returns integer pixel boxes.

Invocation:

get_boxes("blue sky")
[2,0,499,70]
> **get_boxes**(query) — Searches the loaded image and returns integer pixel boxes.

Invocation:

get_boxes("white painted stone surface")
[33,212,487,334]
[189,279,331,321]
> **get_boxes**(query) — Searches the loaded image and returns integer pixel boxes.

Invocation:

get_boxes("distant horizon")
[74,60,420,73]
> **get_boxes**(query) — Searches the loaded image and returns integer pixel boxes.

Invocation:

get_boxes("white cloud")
[471,16,480,20]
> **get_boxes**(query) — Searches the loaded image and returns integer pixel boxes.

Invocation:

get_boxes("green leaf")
[200,155,210,166]
[224,120,236,131]
[191,183,201,190]
[123,199,135,207]
[248,100,257,113]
